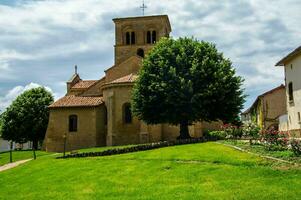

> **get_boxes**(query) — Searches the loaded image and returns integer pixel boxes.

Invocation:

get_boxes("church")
[44,15,220,152]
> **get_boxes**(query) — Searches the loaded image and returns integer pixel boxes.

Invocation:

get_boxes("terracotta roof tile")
[71,80,98,89]
[110,73,138,84]
[49,95,103,108]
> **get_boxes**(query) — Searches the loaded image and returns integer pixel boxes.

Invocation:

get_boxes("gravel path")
[0,159,32,172]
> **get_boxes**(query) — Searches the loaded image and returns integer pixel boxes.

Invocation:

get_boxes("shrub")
[221,124,243,139]
[290,139,301,156]
[260,128,289,150]
[207,131,227,140]
[242,122,260,145]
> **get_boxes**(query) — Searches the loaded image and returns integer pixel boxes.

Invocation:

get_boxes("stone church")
[44,15,220,152]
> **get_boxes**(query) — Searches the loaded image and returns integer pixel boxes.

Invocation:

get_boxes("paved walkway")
[0,159,32,172]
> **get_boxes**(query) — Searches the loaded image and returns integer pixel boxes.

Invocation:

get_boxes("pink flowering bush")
[260,128,289,150]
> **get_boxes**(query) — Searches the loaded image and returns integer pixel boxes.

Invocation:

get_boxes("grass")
[221,140,301,163]
[0,150,51,166]
[0,142,300,199]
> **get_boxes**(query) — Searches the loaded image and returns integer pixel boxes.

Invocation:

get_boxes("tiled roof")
[71,80,98,89]
[49,95,103,108]
[110,73,138,84]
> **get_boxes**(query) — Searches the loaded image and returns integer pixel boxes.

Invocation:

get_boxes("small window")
[146,30,157,44]
[126,32,130,45]
[152,31,157,43]
[69,115,78,132]
[123,103,132,124]
[131,32,136,44]
[290,64,293,69]
[298,112,301,122]
[288,82,294,102]
[147,31,151,44]
[137,48,144,58]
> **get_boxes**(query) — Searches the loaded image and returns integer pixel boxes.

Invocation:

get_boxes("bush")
[221,124,243,139]
[260,128,289,150]
[206,131,227,140]
[242,122,260,145]
[290,139,301,156]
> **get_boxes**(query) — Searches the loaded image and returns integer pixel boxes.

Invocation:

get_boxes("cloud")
[0,82,57,113]
[0,0,301,112]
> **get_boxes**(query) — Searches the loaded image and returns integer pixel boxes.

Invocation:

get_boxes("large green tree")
[1,87,53,158]
[132,37,245,139]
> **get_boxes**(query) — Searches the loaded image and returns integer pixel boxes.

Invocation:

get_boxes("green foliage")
[204,130,226,140]
[242,122,260,144]
[221,124,243,139]
[260,129,289,151]
[290,139,301,156]
[132,37,245,138]
[1,87,53,147]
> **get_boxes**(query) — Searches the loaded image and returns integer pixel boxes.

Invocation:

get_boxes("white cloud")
[0,82,58,113]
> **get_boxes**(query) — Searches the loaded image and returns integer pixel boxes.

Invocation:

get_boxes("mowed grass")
[0,150,50,166]
[0,142,300,200]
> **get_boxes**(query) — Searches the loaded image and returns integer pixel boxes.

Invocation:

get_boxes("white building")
[0,138,32,152]
[276,46,301,137]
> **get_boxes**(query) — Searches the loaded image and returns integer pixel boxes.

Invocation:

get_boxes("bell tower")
[112,15,172,65]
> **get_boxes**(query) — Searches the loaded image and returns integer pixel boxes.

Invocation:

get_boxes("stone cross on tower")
[140,0,147,16]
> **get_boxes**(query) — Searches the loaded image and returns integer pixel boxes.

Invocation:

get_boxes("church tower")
[112,15,172,65]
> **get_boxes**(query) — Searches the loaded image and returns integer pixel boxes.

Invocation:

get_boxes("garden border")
[57,138,206,159]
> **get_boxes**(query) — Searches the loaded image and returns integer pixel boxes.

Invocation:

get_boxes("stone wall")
[44,106,106,152]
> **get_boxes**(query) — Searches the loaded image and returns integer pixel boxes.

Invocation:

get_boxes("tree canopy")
[1,87,54,148]
[132,37,245,139]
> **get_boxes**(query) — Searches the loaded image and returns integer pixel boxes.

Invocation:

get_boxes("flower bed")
[57,138,205,159]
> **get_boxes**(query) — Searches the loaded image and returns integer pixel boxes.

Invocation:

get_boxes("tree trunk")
[9,141,13,163]
[177,121,191,139]
[32,140,37,160]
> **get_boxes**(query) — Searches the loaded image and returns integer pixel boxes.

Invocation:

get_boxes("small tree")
[132,37,245,139]
[1,87,53,159]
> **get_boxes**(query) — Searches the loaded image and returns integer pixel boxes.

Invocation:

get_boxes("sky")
[0,0,300,113]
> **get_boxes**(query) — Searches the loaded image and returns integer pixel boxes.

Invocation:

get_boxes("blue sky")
[0,0,300,112]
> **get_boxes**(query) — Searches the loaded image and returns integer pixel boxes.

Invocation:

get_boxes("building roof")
[242,84,285,114]
[276,46,301,66]
[71,80,98,89]
[49,95,103,108]
[110,73,138,84]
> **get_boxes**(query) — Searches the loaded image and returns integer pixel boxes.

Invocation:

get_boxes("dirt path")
[0,159,32,172]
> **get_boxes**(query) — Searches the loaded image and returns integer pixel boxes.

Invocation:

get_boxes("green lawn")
[0,142,300,200]
[0,150,50,166]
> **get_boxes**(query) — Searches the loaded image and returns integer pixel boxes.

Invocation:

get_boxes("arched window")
[137,48,144,58]
[152,31,157,43]
[69,115,78,132]
[123,103,132,124]
[131,32,136,44]
[147,31,151,44]
[126,32,130,45]
[125,31,135,45]
[146,30,157,44]
[288,82,294,102]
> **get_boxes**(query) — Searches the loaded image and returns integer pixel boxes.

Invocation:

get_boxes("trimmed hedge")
[57,138,205,159]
